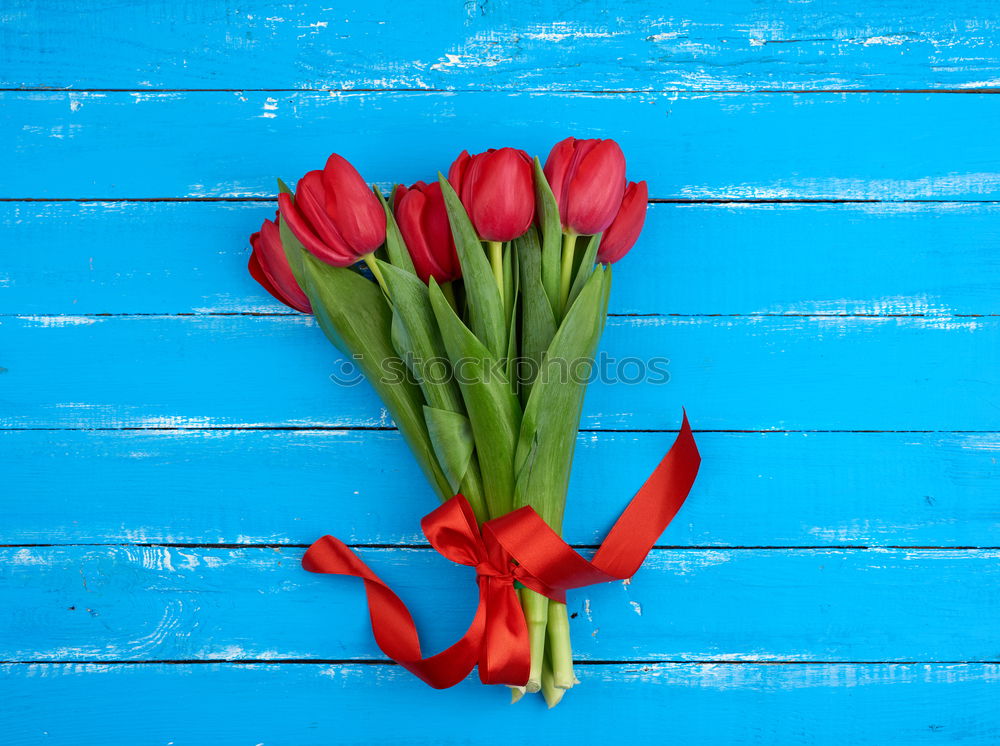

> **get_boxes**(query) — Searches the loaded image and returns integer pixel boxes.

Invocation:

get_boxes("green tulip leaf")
[437,174,507,359]
[423,406,476,494]
[299,253,452,501]
[565,233,601,315]
[533,157,562,316]
[514,266,609,532]
[516,226,557,404]
[504,242,520,396]
[429,278,521,519]
[375,187,417,274]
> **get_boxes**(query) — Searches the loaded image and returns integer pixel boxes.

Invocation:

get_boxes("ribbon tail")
[477,576,530,686]
[302,535,484,689]
[487,411,701,592]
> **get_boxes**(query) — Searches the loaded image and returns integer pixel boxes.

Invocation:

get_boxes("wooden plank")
[3,663,999,744]
[3,546,999,662]
[3,91,1000,200]
[3,430,998,547]
[4,0,1000,91]
[1,315,995,430]
[5,201,1000,316]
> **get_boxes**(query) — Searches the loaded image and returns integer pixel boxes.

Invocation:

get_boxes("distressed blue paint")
[3,546,999,662]
[3,0,1000,91]
[3,430,998,547]
[4,663,998,745]
[3,91,999,200]
[1,314,996,430]
[3,0,1000,738]
[4,201,1000,315]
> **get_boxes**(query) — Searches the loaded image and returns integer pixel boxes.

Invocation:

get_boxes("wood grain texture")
[5,201,1000,315]
[2,314,995,430]
[3,91,1000,199]
[3,0,1000,91]
[4,0,1000,735]
[4,663,999,745]
[3,546,999,662]
[3,429,998,547]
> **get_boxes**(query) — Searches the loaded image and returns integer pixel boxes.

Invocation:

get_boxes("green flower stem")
[519,587,548,693]
[487,240,505,304]
[558,231,578,313]
[440,280,458,314]
[547,601,577,689]
[362,253,390,298]
[540,648,565,709]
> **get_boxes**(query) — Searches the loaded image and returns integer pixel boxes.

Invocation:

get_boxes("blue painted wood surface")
[3,0,1000,91]
[3,92,999,200]
[4,664,998,744]
[4,430,997,546]
[3,315,996,429]
[4,202,1000,315]
[2,1,998,743]
[4,546,1000,661]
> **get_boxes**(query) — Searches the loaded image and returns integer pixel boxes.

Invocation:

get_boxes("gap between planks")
[3,198,1000,204]
[3,543,997,550]
[2,88,999,95]
[3,427,998,433]
[1,313,995,319]
[2,659,998,666]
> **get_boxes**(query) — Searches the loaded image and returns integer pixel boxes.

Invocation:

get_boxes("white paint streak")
[760,294,952,316]
[12,548,49,566]
[259,96,279,118]
[21,315,97,327]
[861,35,908,46]
[955,433,1000,452]
[648,31,686,42]
[684,172,1000,201]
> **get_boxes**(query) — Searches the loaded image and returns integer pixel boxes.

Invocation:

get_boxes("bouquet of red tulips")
[248,139,693,707]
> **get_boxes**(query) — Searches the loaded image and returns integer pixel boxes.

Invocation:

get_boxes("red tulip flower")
[279,153,386,267]
[597,181,648,264]
[393,181,461,284]
[448,148,534,242]
[543,137,626,236]
[248,215,312,313]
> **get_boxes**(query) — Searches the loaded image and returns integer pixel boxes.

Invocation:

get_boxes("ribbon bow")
[302,413,700,689]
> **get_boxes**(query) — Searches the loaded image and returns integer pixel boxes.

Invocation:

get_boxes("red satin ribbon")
[302,412,700,689]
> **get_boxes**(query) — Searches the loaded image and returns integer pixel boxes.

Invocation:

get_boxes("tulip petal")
[563,139,626,235]
[463,148,535,242]
[249,245,311,313]
[542,138,576,219]
[597,181,648,264]
[421,182,460,281]
[278,191,344,264]
[255,219,313,312]
[322,153,386,255]
[396,188,443,283]
[448,150,472,194]
[295,171,359,265]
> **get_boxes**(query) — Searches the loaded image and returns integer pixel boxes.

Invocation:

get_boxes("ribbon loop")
[420,497,487,569]
[302,412,700,689]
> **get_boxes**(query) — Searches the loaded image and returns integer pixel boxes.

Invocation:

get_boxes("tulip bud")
[597,181,648,264]
[393,181,461,284]
[279,153,386,266]
[448,148,534,242]
[543,137,626,236]
[248,214,312,313]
